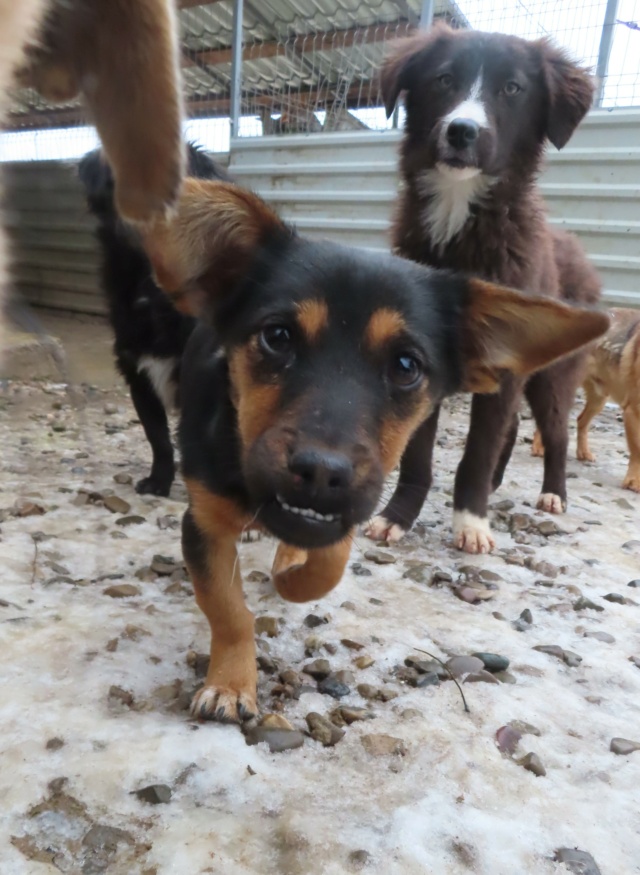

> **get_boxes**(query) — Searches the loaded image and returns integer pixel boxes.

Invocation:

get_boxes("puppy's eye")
[389,353,423,389]
[503,81,521,96]
[436,72,453,89]
[260,325,293,357]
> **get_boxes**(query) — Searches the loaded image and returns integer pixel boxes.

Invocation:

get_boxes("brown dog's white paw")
[452,511,495,554]
[536,493,565,514]
[363,515,406,543]
[191,683,257,724]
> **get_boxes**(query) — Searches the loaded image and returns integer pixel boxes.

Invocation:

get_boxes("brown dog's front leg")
[182,500,257,724]
[272,536,352,603]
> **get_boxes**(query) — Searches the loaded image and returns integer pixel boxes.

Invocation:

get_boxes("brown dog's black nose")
[289,448,353,493]
[446,118,480,150]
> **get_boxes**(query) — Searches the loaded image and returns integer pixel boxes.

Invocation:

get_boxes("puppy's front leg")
[182,506,257,723]
[272,536,352,603]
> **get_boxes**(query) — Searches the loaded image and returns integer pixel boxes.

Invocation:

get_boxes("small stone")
[510,513,533,532]
[602,593,626,604]
[583,630,615,643]
[378,687,399,702]
[357,683,380,700]
[304,614,328,628]
[516,751,546,776]
[305,712,345,747]
[574,596,605,612]
[554,848,602,874]
[363,550,396,565]
[533,644,565,660]
[103,583,140,598]
[331,706,375,725]
[257,654,278,674]
[402,566,428,583]
[150,555,178,575]
[464,670,500,684]
[350,563,372,577]
[496,725,522,755]
[341,638,364,651]
[104,495,131,515]
[113,472,132,485]
[395,666,419,685]
[455,585,494,604]
[341,600,357,610]
[519,608,533,624]
[622,540,640,551]
[430,569,453,585]
[361,734,407,757]
[629,656,640,669]
[13,499,45,517]
[116,515,146,527]
[508,720,541,736]
[132,784,172,804]
[494,671,517,684]
[413,672,440,688]
[46,737,64,751]
[122,624,150,641]
[186,650,209,678]
[472,652,510,673]
[531,560,559,578]
[255,616,279,638]
[318,675,350,699]
[610,737,640,755]
[628,579,640,588]
[244,724,305,753]
[260,713,295,730]
[109,685,134,707]
[348,849,372,870]
[537,520,560,536]
[369,597,384,606]
[106,638,118,652]
[245,569,269,584]
[562,651,582,667]
[303,659,331,680]
[354,655,374,669]
[445,655,484,678]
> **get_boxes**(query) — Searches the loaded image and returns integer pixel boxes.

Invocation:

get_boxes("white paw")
[363,515,407,543]
[537,493,565,514]
[452,511,495,554]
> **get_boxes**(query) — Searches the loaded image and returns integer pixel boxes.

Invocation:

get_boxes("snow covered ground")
[1,379,639,875]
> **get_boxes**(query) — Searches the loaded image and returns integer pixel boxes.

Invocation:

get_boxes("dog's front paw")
[537,493,565,513]
[191,682,257,724]
[135,475,172,497]
[622,471,640,493]
[576,447,596,463]
[452,511,495,554]
[363,515,406,543]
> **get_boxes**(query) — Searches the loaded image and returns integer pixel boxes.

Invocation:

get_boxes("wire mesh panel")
[1,0,639,157]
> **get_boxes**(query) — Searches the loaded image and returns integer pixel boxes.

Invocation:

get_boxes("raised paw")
[576,447,596,463]
[622,471,640,493]
[537,493,565,514]
[452,511,495,554]
[363,515,407,543]
[191,683,257,724]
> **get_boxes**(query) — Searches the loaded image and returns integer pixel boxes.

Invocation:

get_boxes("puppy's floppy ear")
[19,0,184,222]
[536,38,594,150]
[142,179,289,317]
[460,279,609,393]
[380,23,451,118]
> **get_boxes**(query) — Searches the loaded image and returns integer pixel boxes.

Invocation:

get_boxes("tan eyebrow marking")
[365,308,407,349]
[295,299,329,342]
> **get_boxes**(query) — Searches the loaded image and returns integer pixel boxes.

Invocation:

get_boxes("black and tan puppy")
[143,179,608,724]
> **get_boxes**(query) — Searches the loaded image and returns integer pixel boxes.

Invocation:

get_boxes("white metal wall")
[230,109,640,308]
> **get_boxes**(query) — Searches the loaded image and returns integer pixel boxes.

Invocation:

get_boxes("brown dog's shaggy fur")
[370,24,603,553]
[0,0,184,352]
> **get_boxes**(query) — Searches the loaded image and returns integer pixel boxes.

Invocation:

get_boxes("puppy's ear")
[20,0,184,222]
[537,39,594,149]
[142,179,289,317]
[461,279,609,393]
[380,23,451,118]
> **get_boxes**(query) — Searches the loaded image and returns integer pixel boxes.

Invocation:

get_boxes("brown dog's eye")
[436,73,453,89]
[389,353,422,389]
[503,81,521,96]
[260,325,293,358]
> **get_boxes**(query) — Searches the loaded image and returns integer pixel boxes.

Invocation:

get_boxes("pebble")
[116,515,146,527]
[150,554,179,575]
[630,656,640,669]
[510,513,533,532]
[13,499,45,517]
[348,849,372,870]
[492,499,515,511]
[305,712,345,747]
[318,675,351,699]
[610,737,640,755]
[186,650,209,678]
[472,652,510,673]
[554,848,602,874]
[628,579,640,588]
[602,592,626,604]
[533,644,565,660]
[354,655,374,669]
[103,495,131,515]
[562,651,582,667]
[515,751,546,777]
[108,685,134,707]
[103,584,140,598]
[244,720,305,753]
[402,566,428,583]
[445,656,484,678]
[465,670,500,684]
[361,734,407,757]
[113,473,132,485]
[431,569,453,585]
[455,585,494,604]
[496,725,522,755]
[255,616,279,638]
[246,570,270,584]
[341,638,364,651]
[582,630,615,643]
[512,609,533,632]
[46,737,65,751]
[303,659,331,680]
[304,614,328,628]
[341,600,357,610]
[369,598,384,606]
[132,784,172,805]
[350,564,372,577]
[573,596,604,612]
[331,706,375,726]
[494,671,517,684]
[622,540,640,551]
[363,550,396,565]
[509,720,541,737]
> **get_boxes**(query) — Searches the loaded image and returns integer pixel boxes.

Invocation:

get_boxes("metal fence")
[1,0,639,159]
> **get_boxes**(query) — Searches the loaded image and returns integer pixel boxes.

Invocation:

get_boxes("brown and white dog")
[371,23,602,553]
[534,308,640,493]
[0,0,184,351]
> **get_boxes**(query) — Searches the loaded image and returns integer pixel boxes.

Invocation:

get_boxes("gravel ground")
[1,378,639,875]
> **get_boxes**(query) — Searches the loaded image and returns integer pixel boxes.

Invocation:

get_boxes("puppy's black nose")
[289,448,353,493]
[446,118,480,150]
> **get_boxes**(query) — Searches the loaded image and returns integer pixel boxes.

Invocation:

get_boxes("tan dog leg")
[622,404,640,492]
[273,536,353,603]
[531,429,544,457]
[577,381,607,462]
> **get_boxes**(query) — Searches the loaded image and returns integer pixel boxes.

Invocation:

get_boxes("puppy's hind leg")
[492,413,519,491]
[576,378,607,463]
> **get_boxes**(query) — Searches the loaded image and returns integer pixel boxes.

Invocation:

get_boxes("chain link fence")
[1,0,639,160]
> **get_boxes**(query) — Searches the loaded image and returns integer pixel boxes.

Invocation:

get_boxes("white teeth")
[276,495,337,523]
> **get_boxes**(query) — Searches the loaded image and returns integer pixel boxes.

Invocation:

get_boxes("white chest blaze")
[138,355,178,411]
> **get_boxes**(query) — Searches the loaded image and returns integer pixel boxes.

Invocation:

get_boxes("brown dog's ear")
[19,0,184,222]
[461,279,609,393]
[142,179,289,317]
[536,39,594,150]
[380,23,451,118]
